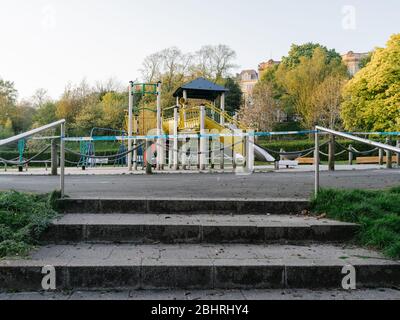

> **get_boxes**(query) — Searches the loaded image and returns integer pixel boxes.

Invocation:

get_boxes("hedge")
[257,138,391,161]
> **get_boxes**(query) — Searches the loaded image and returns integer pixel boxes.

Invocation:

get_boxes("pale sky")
[0,0,399,100]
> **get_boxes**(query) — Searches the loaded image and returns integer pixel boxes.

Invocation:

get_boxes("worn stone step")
[40,214,359,244]
[0,244,399,291]
[57,198,309,215]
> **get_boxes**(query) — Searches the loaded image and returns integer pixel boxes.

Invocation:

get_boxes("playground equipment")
[126,77,275,171]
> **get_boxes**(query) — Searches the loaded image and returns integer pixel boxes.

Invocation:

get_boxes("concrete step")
[57,198,309,215]
[2,288,400,300]
[40,214,359,244]
[1,243,399,291]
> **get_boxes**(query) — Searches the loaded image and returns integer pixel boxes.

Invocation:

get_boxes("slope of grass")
[0,191,59,258]
[311,187,400,259]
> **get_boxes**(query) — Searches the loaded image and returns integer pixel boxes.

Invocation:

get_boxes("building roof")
[238,70,259,81]
[173,77,229,101]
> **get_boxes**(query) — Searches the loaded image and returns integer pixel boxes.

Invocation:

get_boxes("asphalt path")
[1,169,399,199]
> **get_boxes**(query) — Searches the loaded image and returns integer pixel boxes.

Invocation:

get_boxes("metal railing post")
[397,140,400,167]
[386,138,392,169]
[379,148,384,165]
[328,134,335,171]
[128,81,134,172]
[348,144,353,165]
[314,128,320,196]
[51,139,58,176]
[60,122,65,197]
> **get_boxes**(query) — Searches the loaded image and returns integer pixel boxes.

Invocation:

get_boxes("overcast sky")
[0,0,399,100]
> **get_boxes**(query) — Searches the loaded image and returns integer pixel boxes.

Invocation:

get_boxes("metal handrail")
[314,126,400,195]
[0,119,66,197]
[0,119,65,147]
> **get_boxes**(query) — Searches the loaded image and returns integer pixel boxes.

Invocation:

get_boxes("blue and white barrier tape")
[62,130,400,142]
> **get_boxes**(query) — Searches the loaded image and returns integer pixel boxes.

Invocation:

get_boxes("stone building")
[258,59,280,76]
[341,51,369,76]
[237,69,259,97]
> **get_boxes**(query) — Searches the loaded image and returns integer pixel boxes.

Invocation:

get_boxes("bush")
[311,187,400,258]
[0,191,58,258]
[257,138,388,161]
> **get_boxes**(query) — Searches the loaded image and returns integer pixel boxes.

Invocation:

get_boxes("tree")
[56,80,93,125]
[194,45,237,81]
[0,118,14,138]
[140,52,163,83]
[277,47,348,129]
[341,34,400,132]
[33,101,58,127]
[31,89,51,108]
[224,78,243,113]
[281,43,342,69]
[11,101,36,133]
[311,75,347,128]
[0,78,18,103]
[0,78,18,128]
[95,78,124,99]
[358,52,372,70]
[74,95,102,134]
[238,81,278,131]
[100,92,127,130]
[140,47,194,108]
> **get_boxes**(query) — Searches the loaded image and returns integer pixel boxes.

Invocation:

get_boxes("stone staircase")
[0,198,399,292]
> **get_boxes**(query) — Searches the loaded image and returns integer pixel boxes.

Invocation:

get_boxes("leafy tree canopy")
[223,78,243,113]
[281,42,342,69]
[341,34,400,131]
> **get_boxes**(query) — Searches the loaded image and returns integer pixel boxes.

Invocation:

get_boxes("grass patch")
[0,191,59,258]
[311,186,400,259]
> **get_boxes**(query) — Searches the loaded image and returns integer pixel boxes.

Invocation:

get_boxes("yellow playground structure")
[126,77,274,171]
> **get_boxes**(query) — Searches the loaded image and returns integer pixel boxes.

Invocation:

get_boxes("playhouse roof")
[173,77,229,101]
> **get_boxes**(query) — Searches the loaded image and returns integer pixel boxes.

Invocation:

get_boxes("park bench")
[296,157,315,165]
[356,156,397,164]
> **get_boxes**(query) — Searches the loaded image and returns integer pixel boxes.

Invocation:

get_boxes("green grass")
[0,191,59,258]
[311,187,400,259]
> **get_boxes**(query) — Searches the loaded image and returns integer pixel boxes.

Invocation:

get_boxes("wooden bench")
[296,157,315,165]
[356,156,398,165]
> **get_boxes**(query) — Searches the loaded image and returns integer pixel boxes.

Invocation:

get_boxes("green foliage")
[311,187,400,258]
[100,92,128,130]
[277,47,348,129]
[281,43,342,69]
[254,44,348,129]
[341,34,400,132]
[224,78,243,113]
[0,191,58,258]
[0,78,18,103]
[272,121,303,132]
[257,138,384,161]
[0,118,14,138]
[33,102,57,127]
[358,52,373,70]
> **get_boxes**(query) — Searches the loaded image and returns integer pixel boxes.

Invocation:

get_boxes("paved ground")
[1,169,399,199]
[0,164,392,176]
[1,288,400,300]
[1,243,396,267]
